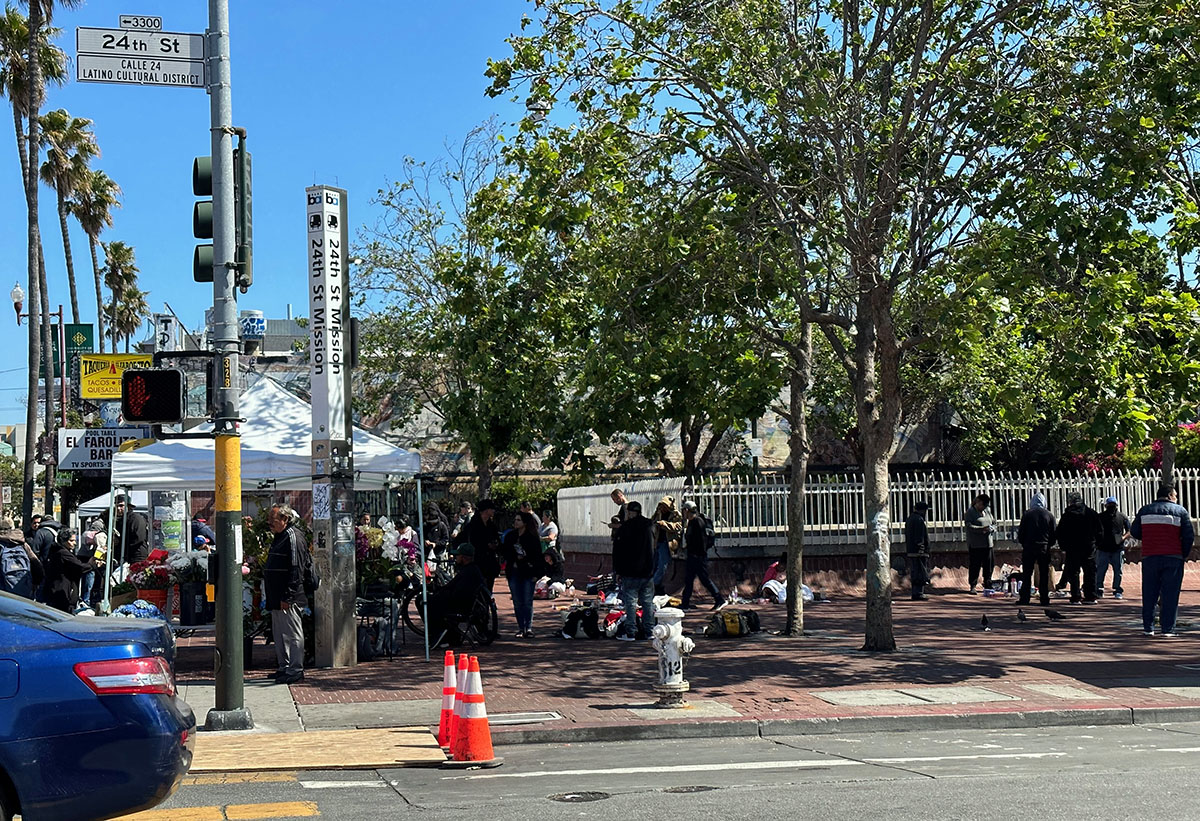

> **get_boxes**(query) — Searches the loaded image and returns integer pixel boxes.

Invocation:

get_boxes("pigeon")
[1017,609,1027,623]
[981,614,990,632]
[1045,608,1067,621]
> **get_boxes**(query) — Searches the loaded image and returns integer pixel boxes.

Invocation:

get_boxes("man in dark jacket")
[1056,491,1101,603]
[1097,496,1131,599]
[426,543,487,646]
[614,500,657,640]
[29,515,60,601]
[963,494,996,593]
[107,495,150,566]
[265,503,310,684]
[1131,485,1194,637]
[679,501,723,610]
[905,501,931,601]
[464,499,501,589]
[1017,492,1057,606]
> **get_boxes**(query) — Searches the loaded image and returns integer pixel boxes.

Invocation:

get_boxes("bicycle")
[402,583,498,647]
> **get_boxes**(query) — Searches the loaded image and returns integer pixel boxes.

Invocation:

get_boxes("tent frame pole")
[100,485,118,614]
[416,478,428,661]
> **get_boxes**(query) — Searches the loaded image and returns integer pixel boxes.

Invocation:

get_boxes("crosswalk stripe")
[225,802,319,819]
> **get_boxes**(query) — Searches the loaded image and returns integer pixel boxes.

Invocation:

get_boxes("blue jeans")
[508,574,536,633]
[79,570,95,608]
[652,542,671,591]
[620,576,656,638]
[1142,554,1185,633]
[1095,549,1123,595]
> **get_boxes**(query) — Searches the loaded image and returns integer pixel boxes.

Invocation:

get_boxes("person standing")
[265,504,310,684]
[1131,484,1194,637]
[29,514,61,601]
[0,517,43,600]
[501,511,542,638]
[464,500,501,590]
[963,494,996,594]
[614,501,657,641]
[424,502,452,560]
[651,496,683,596]
[905,501,932,601]
[107,494,150,567]
[450,501,474,542]
[679,500,724,610]
[1017,492,1057,606]
[43,528,96,614]
[1056,491,1101,603]
[607,488,628,545]
[539,510,559,551]
[1097,496,1131,599]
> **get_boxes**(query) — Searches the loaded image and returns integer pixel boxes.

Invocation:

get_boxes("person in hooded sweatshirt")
[1017,492,1057,606]
[1055,491,1102,603]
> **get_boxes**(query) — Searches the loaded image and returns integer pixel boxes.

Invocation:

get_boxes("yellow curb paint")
[115,807,224,821]
[224,801,320,819]
[181,772,298,786]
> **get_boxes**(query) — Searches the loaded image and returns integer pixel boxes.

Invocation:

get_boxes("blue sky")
[0,0,530,419]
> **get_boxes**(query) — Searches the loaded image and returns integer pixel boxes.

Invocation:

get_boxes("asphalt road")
[129,721,1200,820]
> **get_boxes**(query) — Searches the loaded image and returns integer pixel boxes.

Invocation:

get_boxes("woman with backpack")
[501,511,542,638]
[0,516,43,600]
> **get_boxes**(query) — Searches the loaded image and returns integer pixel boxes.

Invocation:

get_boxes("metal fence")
[558,469,1196,554]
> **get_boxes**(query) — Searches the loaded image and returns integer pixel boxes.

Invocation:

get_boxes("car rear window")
[0,591,74,627]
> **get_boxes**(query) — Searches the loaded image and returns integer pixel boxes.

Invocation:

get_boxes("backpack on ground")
[703,608,761,638]
[0,544,32,598]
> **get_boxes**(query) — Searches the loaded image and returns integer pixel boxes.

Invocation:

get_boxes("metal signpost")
[307,185,356,668]
[76,7,252,730]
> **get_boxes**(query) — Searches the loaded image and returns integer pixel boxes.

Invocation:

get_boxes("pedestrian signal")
[121,368,186,424]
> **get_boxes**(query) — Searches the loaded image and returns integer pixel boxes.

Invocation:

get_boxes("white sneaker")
[1162,632,1179,638]
[616,634,636,642]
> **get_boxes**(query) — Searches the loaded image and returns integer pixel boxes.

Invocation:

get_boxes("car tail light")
[74,657,176,697]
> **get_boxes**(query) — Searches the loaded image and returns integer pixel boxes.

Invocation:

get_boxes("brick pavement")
[175,567,1200,736]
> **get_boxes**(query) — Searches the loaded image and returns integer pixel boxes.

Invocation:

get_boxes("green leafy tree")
[101,240,147,352]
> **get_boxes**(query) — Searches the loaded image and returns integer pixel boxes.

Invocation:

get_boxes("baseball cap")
[452,543,475,558]
[1105,496,1117,505]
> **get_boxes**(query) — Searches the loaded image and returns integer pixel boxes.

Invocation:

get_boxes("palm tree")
[40,108,97,324]
[101,241,148,352]
[0,4,68,520]
[72,168,121,352]
[104,285,148,352]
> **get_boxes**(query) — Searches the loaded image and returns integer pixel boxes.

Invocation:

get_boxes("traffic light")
[121,368,186,424]
[192,146,252,291]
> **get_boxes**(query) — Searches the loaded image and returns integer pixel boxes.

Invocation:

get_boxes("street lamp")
[10,283,23,325]
[9,287,67,427]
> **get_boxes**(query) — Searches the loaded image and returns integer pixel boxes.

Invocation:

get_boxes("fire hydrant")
[651,607,694,707]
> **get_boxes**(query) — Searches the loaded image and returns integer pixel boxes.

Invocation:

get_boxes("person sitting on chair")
[426,543,487,647]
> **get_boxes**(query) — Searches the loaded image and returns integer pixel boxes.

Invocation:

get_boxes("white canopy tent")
[109,378,420,490]
[102,378,434,660]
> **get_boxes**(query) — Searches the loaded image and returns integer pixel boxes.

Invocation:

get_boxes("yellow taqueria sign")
[80,354,153,399]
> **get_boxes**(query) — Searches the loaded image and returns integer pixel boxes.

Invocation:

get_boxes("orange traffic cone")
[447,653,469,755]
[437,650,456,748]
[443,655,503,768]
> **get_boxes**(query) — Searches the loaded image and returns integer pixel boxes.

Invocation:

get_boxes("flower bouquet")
[128,558,175,612]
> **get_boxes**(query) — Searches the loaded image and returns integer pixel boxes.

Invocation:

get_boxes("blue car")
[0,592,196,821]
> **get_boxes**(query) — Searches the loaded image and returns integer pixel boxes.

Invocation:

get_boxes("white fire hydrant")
[651,607,694,707]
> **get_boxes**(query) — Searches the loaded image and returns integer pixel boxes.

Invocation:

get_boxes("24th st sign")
[76,20,206,89]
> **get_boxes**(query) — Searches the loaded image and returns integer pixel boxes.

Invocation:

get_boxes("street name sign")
[76,25,205,88]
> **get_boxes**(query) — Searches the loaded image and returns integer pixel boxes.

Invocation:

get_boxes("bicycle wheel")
[401,589,428,638]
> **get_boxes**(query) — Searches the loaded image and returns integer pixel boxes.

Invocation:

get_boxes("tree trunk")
[25,0,45,524]
[476,460,494,499]
[38,243,55,516]
[90,238,105,353]
[1161,433,1177,491]
[861,433,895,651]
[57,193,80,323]
[11,99,37,525]
[783,322,813,637]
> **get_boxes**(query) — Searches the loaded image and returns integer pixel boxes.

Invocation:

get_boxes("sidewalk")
[175,569,1200,744]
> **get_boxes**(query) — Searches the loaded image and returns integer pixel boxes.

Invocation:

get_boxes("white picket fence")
[558,469,1197,554]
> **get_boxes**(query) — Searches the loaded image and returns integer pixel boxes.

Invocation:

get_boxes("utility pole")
[204,0,252,731]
